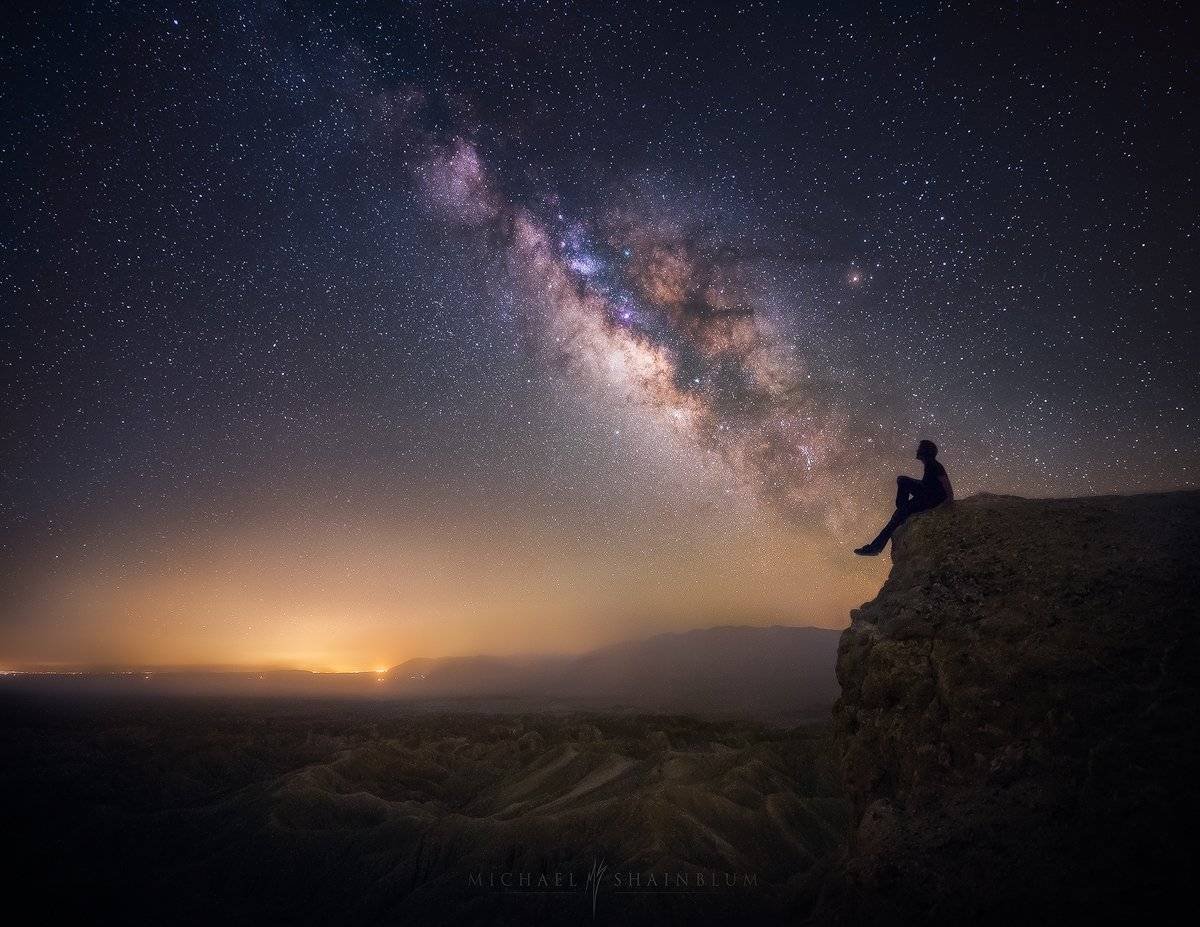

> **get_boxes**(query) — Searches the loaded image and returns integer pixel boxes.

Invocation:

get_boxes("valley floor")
[0,695,848,926]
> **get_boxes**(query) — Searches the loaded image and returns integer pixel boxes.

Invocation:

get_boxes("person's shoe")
[854,544,882,556]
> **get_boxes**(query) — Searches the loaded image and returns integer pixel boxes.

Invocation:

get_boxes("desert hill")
[387,624,841,714]
[0,699,847,925]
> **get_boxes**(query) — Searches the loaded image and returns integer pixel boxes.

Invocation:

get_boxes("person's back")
[921,455,951,505]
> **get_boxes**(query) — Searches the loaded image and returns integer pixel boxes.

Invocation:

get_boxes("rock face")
[833,491,1200,923]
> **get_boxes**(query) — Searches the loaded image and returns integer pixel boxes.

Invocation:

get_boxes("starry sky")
[3,1,1196,671]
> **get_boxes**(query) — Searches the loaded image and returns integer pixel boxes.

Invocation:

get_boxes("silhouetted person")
[854,440,953,555]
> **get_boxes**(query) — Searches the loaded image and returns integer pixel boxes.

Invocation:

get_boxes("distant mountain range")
[386,624,841,712]
[2,624,842,715]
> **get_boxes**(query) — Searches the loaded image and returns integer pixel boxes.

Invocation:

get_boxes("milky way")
[409,124,893,532]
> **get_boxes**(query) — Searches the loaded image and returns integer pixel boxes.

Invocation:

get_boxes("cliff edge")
[832,490,1200,923]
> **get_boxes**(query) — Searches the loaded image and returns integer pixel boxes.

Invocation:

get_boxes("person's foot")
[854,544,882,556]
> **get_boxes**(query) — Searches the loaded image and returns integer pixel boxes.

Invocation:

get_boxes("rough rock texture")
[832,491,1200,924]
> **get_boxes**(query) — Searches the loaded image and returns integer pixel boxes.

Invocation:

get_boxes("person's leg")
[856,479,937,556]
[873,506,907,549]
[862,501,913,552]
[896,475,921,508]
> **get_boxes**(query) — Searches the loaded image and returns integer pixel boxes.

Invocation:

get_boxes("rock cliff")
[832,491,1200,923]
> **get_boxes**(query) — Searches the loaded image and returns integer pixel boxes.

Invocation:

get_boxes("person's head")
[916,439,938,461]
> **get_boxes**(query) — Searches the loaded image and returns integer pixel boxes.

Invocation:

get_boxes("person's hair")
[917,439,938,457]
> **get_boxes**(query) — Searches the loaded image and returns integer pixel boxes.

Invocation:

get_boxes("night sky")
[3,1,1196,671]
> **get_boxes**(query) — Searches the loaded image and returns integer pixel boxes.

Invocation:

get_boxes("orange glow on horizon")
[0,492,884,671]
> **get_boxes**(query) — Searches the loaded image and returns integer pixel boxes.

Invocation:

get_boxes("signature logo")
[584,856,608,919]
[470,859,757,920]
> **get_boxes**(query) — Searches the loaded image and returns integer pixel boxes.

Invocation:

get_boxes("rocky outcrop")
[833,491,1200,923]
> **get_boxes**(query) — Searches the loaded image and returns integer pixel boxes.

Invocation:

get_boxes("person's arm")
[939,472,954,503]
